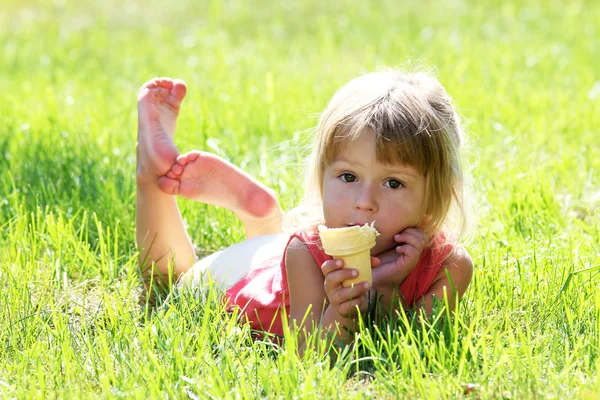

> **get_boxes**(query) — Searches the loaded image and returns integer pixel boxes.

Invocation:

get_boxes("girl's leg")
[136,78,196,277]
[160,151,286,290]
[158,150,283,239]
[136,77,283,279]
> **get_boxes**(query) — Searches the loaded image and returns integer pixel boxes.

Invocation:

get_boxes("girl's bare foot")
[158,151,283,235]
[137,77,187,185]
[136,78,197,278]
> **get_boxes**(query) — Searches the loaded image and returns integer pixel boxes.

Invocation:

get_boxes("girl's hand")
[372,227,427,288]
[321,259,371,318]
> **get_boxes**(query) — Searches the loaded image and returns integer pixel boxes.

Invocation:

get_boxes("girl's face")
[322,130,427,255]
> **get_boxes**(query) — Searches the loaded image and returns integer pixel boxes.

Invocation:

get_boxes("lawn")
[1,0,599,398]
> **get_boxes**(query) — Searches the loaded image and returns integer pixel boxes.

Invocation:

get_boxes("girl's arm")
[285,237,328,343]
[285,237,368,354]
[370,227,427,312]
[417,245,473,314]
[371,245,473,315]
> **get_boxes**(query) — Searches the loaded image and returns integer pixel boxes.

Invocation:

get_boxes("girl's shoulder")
[419,230,471,275]
[441,242,473,277]
[426,231,473,293]
[291,229,321,246]
[284,229,331,271]
[427,231,455,259]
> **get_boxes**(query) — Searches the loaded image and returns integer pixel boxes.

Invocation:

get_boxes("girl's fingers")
[323,266,358,292]
[338,296,368,316]
[329,281,370,305]
[394,228,427,250]
[394,228,425,245]
[323,259,371,317]
[396,243,420,259]
[371,256,381,268]
[321,259,343,276]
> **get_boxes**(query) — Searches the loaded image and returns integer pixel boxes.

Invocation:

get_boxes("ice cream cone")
[318,223,379,287]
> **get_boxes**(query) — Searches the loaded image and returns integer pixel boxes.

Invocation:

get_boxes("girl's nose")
[354,184,378,212]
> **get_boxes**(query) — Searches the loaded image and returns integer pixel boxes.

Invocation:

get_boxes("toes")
[141,79,158,90]
[172,79,187,100]
[138,79,160,100]
[171,163,184,175]
[176,154,190,166]
[139,77,186,105]
[158,77,174,90]
[166,170,179,179]
[157,176,179,195]
[176,151,201,166]
[140,77,173,93]
[186,151,202,161]
[153,86,170,100]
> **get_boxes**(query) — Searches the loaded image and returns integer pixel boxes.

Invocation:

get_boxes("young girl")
[136,70,474,348]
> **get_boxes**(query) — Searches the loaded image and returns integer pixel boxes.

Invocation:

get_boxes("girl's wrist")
[372,284,402,311]
[373,282,398,298]
[323,304,358,333]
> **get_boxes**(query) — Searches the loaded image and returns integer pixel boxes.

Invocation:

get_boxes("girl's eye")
[385,179,404,189]
[340,173,357,183]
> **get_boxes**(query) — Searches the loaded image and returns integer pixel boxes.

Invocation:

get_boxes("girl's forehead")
[328,131,427,176]
[330,128,376,151]
[330,144,423,175]
[331,130,409,160]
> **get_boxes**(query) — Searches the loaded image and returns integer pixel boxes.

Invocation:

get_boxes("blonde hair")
[285,69,473,244]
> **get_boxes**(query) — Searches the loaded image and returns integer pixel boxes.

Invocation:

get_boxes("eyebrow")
[380,166,419,178]
[332,157,421,179]
[332,156,365,168]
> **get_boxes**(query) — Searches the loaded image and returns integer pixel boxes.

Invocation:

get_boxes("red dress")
[225,230,453,337]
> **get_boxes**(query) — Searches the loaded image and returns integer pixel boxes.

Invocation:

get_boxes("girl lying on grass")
[136,69,474,351]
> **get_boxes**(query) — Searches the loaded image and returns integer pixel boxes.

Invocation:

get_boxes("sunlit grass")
[1,0,599,397]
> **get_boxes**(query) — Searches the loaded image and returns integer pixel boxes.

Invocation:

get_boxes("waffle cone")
[337,251,372,287]
[318,223,379,287]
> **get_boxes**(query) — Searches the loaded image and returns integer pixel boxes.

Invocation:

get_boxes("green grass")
[1,0,599,397]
